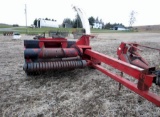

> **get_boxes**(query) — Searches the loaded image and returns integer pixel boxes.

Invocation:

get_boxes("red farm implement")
[23,35,160,106]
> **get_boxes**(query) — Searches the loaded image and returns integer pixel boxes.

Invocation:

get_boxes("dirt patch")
[0,33,160,117]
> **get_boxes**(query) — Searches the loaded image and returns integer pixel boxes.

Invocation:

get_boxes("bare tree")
[129,10,137,28]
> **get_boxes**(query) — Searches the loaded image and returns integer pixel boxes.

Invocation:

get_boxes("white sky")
[0,0,160,26]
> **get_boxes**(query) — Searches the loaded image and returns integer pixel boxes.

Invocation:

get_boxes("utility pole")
[25,4,28,34]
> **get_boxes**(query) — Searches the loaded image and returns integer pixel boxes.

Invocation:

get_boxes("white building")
[113,25,126,31]
[92,19,103,29]
[37,19,59,28]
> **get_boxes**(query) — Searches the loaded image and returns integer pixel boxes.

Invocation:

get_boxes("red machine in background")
[23,35,160,106]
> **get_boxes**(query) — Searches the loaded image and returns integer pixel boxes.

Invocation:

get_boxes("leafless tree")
[129,10,137,28]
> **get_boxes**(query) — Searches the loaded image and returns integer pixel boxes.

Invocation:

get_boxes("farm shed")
[113,25,126,30]
[36,19,59,28]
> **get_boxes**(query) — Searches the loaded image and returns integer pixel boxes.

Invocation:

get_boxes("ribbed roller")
[23,60,87,72]
[24,48,80,59]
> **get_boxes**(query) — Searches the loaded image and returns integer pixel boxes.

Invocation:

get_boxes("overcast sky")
[0,0,160,26]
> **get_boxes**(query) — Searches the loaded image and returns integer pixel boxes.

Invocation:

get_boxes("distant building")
[36,19,59,28]
[63,23,72,28]
[93,19,104,29]
[113,25,126,30]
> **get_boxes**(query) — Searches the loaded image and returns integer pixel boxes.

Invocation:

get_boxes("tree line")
[62,14,83,28]
[33,16,125,29]
[62,16,125,29]
[62,16,103,28]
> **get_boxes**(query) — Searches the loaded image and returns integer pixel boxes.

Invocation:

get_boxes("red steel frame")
[84,49,160,106]
[38,38,67,48]
[74,35,160,106]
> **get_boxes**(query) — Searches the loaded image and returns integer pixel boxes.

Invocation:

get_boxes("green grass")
[0,26,135,35]
[21,27,133,34]
[8,27,73,35]
[91,29,133,33]
[0,24,13,28]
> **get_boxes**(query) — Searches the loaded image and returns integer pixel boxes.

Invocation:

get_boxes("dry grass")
[0,33,160,117]
[133,25,160,32]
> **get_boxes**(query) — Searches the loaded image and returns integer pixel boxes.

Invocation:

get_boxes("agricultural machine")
[23,34,160,106]
[23,5,160,106]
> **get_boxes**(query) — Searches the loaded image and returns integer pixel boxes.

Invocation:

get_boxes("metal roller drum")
[24,48,80,59]
[23,60,87,72]
[24,40,40,48]
[24,40,76,48]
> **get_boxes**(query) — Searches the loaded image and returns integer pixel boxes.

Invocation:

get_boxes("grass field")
[0,24,133,35]
[1,23,160,34]
[0,24,13,28]
[0,27,132,34]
